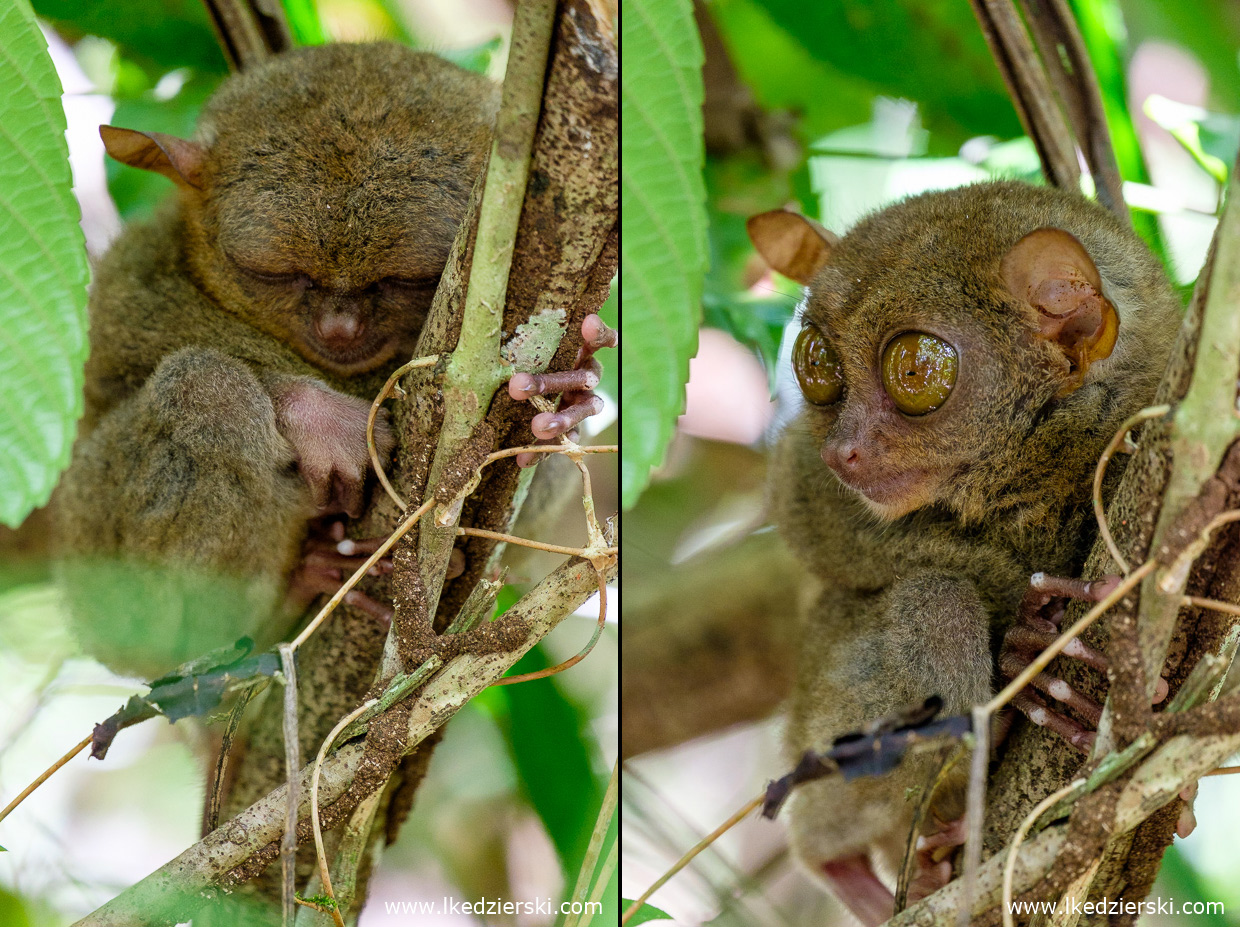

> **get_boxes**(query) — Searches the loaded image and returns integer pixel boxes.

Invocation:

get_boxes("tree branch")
[73,553,613,927]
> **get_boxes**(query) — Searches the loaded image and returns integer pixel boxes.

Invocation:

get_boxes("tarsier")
[747,181,1182,924]
[55,41,609,680]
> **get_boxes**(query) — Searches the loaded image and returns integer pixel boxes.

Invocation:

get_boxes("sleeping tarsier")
[747,181,1184,924]
[55,42,610,679]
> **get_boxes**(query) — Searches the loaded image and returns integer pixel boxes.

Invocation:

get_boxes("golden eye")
[881,332,957,415]
[793,326,844,406]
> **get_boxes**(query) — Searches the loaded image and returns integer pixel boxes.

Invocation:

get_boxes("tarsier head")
[101,42,499,376]
[748,182,1168,522]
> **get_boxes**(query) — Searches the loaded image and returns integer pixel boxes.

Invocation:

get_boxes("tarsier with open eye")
[747,181,1182,924]
[54,41,612,680]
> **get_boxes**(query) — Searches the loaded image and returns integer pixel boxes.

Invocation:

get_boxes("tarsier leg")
[999,572,1167,751]
[509,314,617,467]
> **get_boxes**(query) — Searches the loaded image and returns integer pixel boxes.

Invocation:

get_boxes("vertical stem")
[413,0,560,636]
[1137,165,1240,695]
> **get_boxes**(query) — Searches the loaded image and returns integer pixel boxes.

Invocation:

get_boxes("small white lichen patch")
[501,307,568,373]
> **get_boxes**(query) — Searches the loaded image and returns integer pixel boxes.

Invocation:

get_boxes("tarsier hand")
[270,379,395,518]
[999,572,1198,837]
[509,314,617,466]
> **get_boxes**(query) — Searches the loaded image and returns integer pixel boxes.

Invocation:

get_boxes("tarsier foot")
[999,572,1168,752]
[285,519,395,622]
[820,855,893,927]
[509,314,617,467]
[908,814,969,903]
[1177,781,1198,839]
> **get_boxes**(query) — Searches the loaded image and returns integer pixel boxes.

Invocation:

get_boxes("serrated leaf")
[0,0,89,528]
[621,0,708,509]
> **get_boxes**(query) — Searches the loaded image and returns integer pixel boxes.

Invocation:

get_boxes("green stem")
[1137,166,1240,695]
[414,0,558,630]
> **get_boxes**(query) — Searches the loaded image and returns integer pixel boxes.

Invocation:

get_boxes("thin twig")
[1158,509,1240,595]
[0,733,92,826]
[896,745,966,912]
[1092,405,1172,574]
[493,570,609,686]
[1002,778,1085,927]
[1183,595,1240,619]
[206,682,266,832]
[958,708,991,927]
[562,761,619,927]
[582,840,619,926]
[366,354,439,510]
[621,794,764,926]
[485,443,616,462]
[278,643,300,927]
[455,525,616,559]
[309,698,376,927]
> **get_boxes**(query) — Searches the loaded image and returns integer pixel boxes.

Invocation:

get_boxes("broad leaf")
[621,0,708,508]
[0,0,89,527]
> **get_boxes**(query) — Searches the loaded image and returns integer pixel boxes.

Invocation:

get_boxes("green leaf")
[441,36,503,75]
[621,0,708,509]
[499,644,603,875]
[750,0,1021,148]
[708,0,874,141]
[281,0,327,46]
[0,0,89,528]
[1144,95,1231,186]
[621,901,674,924]
[31,0,229,76]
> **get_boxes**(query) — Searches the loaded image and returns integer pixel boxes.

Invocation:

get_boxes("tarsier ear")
[100,125,205,190]
[746,208,839,285]
[1000,227,1119,393]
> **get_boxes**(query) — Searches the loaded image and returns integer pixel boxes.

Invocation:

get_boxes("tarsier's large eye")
[793,326,844,405]
[881,332,957,415]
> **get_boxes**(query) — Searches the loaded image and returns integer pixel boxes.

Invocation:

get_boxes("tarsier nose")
[822,439,864,475]
[315,311,362,346]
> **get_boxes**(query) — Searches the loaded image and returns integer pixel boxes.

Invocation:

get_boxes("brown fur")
[55,43,498,678]
[770,182,1180,897]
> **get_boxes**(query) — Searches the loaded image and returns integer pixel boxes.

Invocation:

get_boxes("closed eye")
[227,252,312,288]
[379,275,440,292]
